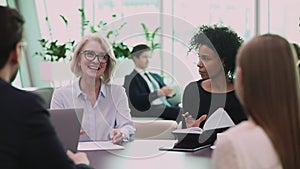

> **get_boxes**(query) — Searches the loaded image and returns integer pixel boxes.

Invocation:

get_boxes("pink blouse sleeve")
[211,134,242,169]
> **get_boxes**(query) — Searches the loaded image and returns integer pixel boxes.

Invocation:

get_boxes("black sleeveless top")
[182,79,247,128]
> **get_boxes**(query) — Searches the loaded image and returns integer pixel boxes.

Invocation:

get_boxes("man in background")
[123,44,181,121]
[0,5,92,169]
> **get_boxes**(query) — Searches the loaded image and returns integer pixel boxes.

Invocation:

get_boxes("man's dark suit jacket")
[0,79,91,169]
[123,70,181,120]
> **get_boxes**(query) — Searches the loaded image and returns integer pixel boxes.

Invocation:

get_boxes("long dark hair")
[237,34,300,169]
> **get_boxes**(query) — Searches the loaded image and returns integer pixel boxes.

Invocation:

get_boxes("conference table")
[79,140,212,169]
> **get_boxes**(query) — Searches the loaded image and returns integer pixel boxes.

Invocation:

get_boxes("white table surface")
[80,140,212,169]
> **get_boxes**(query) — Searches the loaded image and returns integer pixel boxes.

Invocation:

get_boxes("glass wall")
[35,0,160,50]
[165,0,255,87]
[0,0,6,5]
[260,0,300,43]
[15,0,300,88]
[34,0,160,86]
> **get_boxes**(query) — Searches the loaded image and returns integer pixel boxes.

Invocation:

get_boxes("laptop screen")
[48,108,83,152]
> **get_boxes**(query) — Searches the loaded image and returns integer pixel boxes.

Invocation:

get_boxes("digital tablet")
[159,144,211,152]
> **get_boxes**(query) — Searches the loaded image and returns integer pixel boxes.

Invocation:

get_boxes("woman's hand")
[80,130,86,135]
[183,112,207,128]
[110,129,124,144]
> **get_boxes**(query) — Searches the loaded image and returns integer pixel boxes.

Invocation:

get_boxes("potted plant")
[89,14,130,59]
[140,23,164,76]
[35,14,75,83]
[36,9,133,86]
[141,23,160,51]
[35,38,75,62]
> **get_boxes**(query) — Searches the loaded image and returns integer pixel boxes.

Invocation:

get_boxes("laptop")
[49,108,83,152]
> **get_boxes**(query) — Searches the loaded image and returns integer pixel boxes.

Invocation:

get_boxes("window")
[35,0,160,86]
[260,0,300,43]
[28,0,299,88]
[0,0,6,6]
[35,0,160,49]
[169,0,255,87]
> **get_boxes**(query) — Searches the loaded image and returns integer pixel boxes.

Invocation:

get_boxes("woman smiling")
[51,33,135,144]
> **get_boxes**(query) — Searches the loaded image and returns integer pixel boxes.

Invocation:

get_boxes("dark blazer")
[124,70,166,111]
[0,79,91,169]
[124,70,181,121]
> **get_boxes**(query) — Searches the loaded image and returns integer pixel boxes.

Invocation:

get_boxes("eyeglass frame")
[79,50,109,64]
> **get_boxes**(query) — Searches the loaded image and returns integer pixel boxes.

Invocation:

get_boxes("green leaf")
[89,26,97,33]
[141,23,150,40]
[106,30,114,39]
[112,42,130,59]
[97,20,107,30]
[84,20,90,26]
[151,27,160,40]
[59,15,69,27]
[140,23,160,51]
[153,43,160,49]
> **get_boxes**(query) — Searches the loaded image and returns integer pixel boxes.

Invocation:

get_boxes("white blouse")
[51,79,135,141]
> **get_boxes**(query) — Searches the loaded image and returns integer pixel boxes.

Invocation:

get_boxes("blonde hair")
[236,34,300,169]
[70,33,116,83]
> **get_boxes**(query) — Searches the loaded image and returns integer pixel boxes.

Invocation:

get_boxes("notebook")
[49,108,83,152]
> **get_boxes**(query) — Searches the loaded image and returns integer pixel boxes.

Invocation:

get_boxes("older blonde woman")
[51,33,135,144]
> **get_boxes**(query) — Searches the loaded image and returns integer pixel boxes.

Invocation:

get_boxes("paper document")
[172,127,203,134]
[77,141,124,151]
[203,107,235,130]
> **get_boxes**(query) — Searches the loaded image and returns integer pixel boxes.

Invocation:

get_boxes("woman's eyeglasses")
[80,50,109,63]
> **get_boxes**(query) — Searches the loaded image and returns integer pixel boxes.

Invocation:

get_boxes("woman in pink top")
[212,34,300,169]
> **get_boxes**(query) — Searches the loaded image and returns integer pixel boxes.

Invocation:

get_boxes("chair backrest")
[167,85,182,106]
[133,118,178,140]
[31,87,54,108]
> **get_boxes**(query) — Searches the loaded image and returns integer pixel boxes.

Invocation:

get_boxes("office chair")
[133,118,178,140]
[31,87,54,108]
